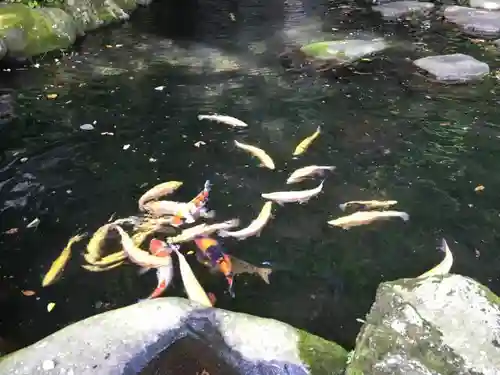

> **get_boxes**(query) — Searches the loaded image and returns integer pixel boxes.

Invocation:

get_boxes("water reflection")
[1,0,500,355]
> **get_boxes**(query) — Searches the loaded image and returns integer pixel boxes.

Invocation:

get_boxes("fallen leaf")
[80,124,95,131]
[123,144,131,150]
[46,93,58,99]
[474,185,485,192]
[21,290,36,296]
[187,250,195,255]
[47,302,56,312]
[5,228,18,234]
[194,141,206,148]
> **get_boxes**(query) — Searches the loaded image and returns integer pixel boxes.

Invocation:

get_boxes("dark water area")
[1,0,500,355]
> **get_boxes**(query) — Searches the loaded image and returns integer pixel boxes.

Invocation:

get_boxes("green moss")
[297,328,348,375]
[477,282,500,306]
[0,4,76,58]
[299,41,347,61]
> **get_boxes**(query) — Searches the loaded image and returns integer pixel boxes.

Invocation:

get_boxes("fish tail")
[203,180,211,193]
[197,114,205,121]
[258,268,273,284]
[225,218,240,227]
[440,238,448,253]
[398,212,410,221]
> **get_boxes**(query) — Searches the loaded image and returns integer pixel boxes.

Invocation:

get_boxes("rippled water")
[1,0,500,353]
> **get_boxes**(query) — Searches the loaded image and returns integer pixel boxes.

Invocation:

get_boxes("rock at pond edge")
[413,53,490,83]
[0,297,348,375]
[345,274,500,375]
[0,3,77,59]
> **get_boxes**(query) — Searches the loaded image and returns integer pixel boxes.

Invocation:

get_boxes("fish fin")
[298,199,310,205]
[276,201,285,207]
[258,268,273,284]
[184,215,195,224]
[218,230,230,238]
[204,180,211,192]
[201,210,216,219]
[138,267,152,276]
[255,230,262,237]
[339,203,347,211]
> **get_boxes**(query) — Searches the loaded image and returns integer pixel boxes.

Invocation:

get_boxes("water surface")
[1,0,500,353]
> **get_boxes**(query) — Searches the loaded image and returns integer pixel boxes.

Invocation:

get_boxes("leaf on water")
[194,141,206,148]
[5,228,18,234]
[80,124,95,131]
[47,302,56,312]
[154,86,165,91]
[186,250,195,255]
[21,290,36,296]
[474,185,485,192]
[46,93,58,99]
[123,144,131,150]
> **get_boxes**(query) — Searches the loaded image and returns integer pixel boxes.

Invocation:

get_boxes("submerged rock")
[468,0,500,10]
[300,39,389,65]
[0,39,6,61]
[0,297,347,375]
[444,6,500,38]
[0,4,77,59]
[372,1,434,21]
[346,274,500,375]
[413,53,490,83]
[56,0,137,34]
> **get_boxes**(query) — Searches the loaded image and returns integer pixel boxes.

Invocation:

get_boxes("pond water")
[1,0,500,354]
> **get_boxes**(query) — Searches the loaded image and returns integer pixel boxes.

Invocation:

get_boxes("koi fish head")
[149,238,171,257]
[194,236,219,252]
[218,254,233,277]
[170,215,185,227]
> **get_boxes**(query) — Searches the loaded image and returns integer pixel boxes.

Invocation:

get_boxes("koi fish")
[84,223,114,265]
[418,238,453,278]
[218,201,273,240]
[167,219,240,244]
[234,140,275,170]
[194,236,234,296]
[339,200,398,211]
[171,244,213,307]
[138,181,183,209]
[171,180,212,227]
[327,210,409,230]
[261,180,325,205]
[197,114,249,128]
[145,239,174,299]
[293,126,321,156]
[229,255,273,284]
[42,234,86,287]
[286,165,336,184]
[112,225,173,268]
[143,200,189,217]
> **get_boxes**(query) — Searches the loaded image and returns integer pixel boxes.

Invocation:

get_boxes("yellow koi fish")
[234,140,275,170]
[327,210,409,230]
[293,126,321,156]
[42,234,86,287]
[418,239,453,278]
[138,181,183,209]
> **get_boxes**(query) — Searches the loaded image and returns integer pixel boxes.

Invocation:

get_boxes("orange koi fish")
[145,239,174,299]
[171,180,212,227]
[193,235,234,297]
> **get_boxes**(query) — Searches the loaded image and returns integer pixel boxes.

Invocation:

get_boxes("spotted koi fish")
[171,180,212,227]
[145,239,174,299]
[193,235,234,297]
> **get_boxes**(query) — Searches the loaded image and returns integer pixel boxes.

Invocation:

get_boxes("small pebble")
[80,124,94,131]
[42,359,55,370]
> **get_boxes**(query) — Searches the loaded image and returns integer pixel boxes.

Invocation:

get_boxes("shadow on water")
[1,0,500,357]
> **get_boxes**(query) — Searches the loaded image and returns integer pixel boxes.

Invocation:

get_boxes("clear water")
[1,0,500,353]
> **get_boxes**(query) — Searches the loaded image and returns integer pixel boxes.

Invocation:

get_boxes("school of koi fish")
[40,114,454,307]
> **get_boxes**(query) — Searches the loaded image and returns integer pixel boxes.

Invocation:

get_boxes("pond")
[1,0,500,354]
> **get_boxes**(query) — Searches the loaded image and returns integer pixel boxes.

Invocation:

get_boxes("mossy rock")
[299,39,389,65]
[52,0,137,34]
[346,274,500,374]
[0,297,348,375]
[0,3,76,58]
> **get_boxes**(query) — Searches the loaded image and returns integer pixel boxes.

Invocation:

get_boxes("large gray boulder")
[444,6,500,38]
[346,274,500,375]
[0,297,347,375]
[372,1,434,21]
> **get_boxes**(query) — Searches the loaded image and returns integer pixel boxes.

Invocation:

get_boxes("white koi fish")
[234,140,275,170]
[197,114,248,128]
[218,202,273,240]
[138,181,183,209]
[327,210,409,229]
[286,165,336,184]
[339,200,398,211]
[167,219,240,244]
[261,180,325,205]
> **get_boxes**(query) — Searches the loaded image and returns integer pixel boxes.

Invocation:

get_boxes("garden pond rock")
[413,53,490,83]
[345,274,500,375]
[372,1,434,21]
[0,4,77,59]
[0,297,348,375]
[444,6,500,38]
[468,0,500,10]
[300,39,389,65]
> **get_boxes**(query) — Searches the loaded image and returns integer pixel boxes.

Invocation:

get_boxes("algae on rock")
[0,297,348,375]
[0,3,77,58]
[346,274,500,375]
